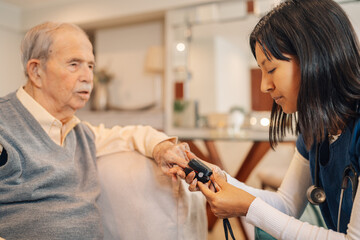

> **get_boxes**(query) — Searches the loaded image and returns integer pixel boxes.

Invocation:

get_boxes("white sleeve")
[226,148,310,216]
[227,148,360,239]
[83,122,176,158]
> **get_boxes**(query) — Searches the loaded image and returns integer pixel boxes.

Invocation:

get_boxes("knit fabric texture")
[0,92,103,239]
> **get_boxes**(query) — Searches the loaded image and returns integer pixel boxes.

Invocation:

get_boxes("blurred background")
[1,0,359,239]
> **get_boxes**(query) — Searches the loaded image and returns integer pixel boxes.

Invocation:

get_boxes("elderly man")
[0,22,192,239]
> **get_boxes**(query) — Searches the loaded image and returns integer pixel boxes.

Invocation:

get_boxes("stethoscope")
[306,142,359,232]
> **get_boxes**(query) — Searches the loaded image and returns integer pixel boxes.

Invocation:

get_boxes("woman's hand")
[198,168,256,218]
[182,151,226,192]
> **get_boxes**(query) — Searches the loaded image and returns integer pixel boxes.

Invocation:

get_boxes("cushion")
[97,151,207,240]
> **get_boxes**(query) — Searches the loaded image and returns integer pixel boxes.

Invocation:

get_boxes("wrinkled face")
[255,43,301,114]
[40,28,95,115]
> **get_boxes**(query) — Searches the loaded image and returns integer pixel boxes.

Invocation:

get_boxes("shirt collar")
[16,87,80,146]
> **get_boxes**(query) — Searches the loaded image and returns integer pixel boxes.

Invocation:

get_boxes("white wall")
[20,0,217,31]
[0,1,24,96]
[213,15,259,113]
[342,2,360,37]
[188,36,216,115]
[183,15,259,116]
[95,21,163,109]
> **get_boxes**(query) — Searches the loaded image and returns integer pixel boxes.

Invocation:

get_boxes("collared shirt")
[16,87,79,146]
[4,87,173,158]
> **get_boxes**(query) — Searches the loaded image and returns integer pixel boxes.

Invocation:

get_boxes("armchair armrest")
[97,151,207,240]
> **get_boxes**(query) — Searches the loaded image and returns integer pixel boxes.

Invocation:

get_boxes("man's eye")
[268,68,276,74]
[0,146,7,167]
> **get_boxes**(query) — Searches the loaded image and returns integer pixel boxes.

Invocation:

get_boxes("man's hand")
[153,141,190,181]
[183,151,226,192]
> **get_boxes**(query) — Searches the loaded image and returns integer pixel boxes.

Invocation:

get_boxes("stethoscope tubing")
[308,143,358,232]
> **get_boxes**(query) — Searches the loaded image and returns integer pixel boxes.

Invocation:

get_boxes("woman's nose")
[260,75,274,93]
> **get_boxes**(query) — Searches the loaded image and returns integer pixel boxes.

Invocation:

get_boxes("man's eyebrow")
[67,58,95,65]
[67,58,82,63]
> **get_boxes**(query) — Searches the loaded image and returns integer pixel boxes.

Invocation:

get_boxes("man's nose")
[80,65,93,83]
[260,74,274,93]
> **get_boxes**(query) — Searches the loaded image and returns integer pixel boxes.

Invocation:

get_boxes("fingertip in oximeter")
[185,159,213,183]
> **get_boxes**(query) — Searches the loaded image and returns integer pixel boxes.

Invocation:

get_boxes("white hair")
[21,22,88,77]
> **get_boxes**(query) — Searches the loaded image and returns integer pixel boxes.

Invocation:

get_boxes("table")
[169,127,296,239]
[76,108,164,130]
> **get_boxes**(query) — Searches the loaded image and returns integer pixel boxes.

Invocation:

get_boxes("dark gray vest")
[0,92,103,239]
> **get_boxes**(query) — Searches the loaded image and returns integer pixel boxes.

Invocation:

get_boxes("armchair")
[97,151,208,240]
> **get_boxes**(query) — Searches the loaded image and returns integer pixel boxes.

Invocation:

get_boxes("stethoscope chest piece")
[307,185,326,205]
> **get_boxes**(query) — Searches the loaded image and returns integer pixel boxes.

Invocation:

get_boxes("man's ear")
[27,59,44,88]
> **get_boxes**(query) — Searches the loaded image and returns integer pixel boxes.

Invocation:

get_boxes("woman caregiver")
[182,0,360,239]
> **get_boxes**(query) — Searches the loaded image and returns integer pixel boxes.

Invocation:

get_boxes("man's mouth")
[76,84,93,97]
[77,90,91,100]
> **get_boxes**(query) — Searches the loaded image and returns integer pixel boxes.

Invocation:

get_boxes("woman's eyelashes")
[268,68,276,74]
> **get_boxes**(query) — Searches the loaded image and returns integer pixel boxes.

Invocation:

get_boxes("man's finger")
[185,151,198,160]
[188,178,198,192]
[171,152,189,168]
[176,169,186,179]
[171,173,178,182]
[169,165,182,172]
[185,171,196,184]
[180,142,190,152]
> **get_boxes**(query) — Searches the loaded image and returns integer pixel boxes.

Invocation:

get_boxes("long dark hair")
[250,0,360,149]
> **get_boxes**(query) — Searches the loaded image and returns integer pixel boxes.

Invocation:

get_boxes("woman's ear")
[26,59,44,88]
